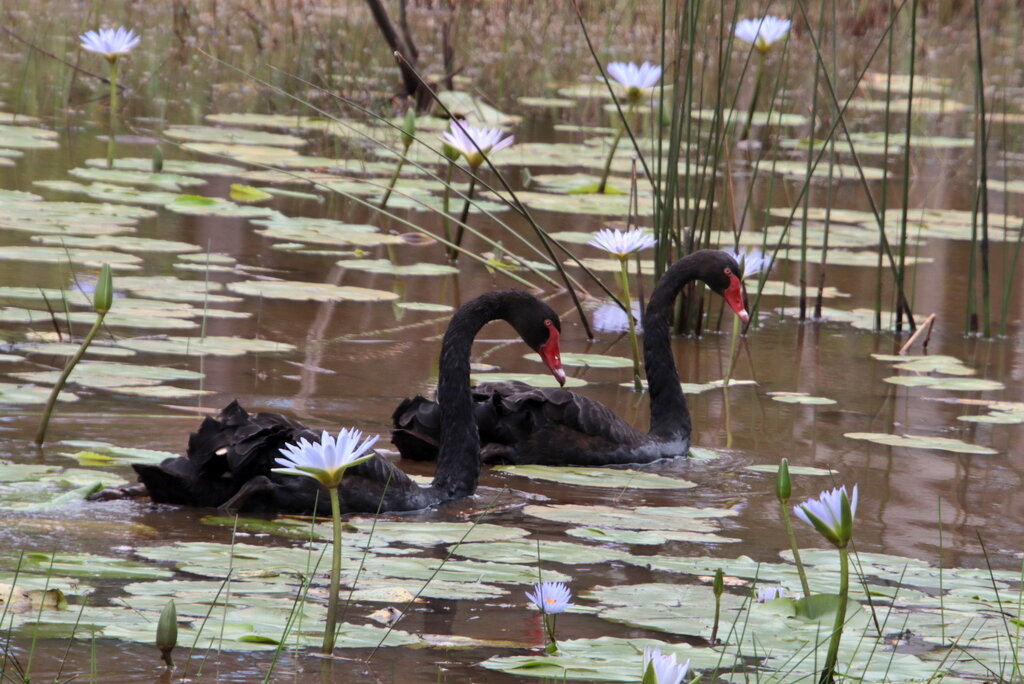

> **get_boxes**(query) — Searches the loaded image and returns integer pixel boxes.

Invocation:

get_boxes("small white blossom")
[607,61,662,90]
[441,121,514,169]
[642,647,691,684]
[735,16,792,53]
[525,581,573,614]
[80,26,141,60]
[273,428,379,488]
[588,227,657,259]
[592,301,642,334]
[724,247,771,280]
[756,586,788,603]
[794,485,858,547]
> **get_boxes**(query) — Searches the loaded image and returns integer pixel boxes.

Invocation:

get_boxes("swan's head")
[504,292,566,386]
[705,252,750,323]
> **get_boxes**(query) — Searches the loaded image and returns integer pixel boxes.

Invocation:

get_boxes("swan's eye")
[724,267,732,276]
[544,318,554,328]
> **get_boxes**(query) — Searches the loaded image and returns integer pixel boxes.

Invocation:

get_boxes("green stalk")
[739,51,766,142]
[781,500,812,600]
[819,546,849,684]
[378,155,405,210]
[35,313,106,446]
[596,110,629,195]
[723,312,740,385]
[896,0,918,333]
[106,56,120,168]
[543,614,559,653]
[321,485,343,654]
[450,175,477,261]
[972,0,991,337]
[440,160,456,255]
[618,257,642,392]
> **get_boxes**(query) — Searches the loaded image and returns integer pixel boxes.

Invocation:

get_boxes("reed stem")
[597,108,631,195]
[106,57,120,168]
[34,310,107,446]
[321,486,343,654]
[819,546,849,684]
[618,257,643,392]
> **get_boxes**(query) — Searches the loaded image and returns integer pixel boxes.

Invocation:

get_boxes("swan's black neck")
[643,253,705,440]
[431,291,532,499]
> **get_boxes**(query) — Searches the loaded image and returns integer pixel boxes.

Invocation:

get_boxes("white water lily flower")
[80,26,141,60]
[642,647,692,684]
[592,301,642,334]
[735,16,792,53]
[607,60,663,104]
[525,581,574,614]
[588,227,657,258]
[756,585,788,603]
[441,121,514,169]
[724,247,771,280]
[273,428,379,488]
[794,484,858,547]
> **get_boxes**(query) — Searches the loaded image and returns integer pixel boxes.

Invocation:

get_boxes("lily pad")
[252,216,405,247]
[0,383,79,405]
[165,125,307,147]
[471,372,587,389]
[883,376,1004,391]
[227,280,399,302]
[11,362,204,390]
[337,258,459,276]
[492,465,695,490]
[116,336,293,356]
[767,391,837,405]
[844,432,998,455]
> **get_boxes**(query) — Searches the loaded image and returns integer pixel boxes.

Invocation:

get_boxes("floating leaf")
[165,125,307,147]
[471,372,587,388]
[492,465,695,490]
[116,336,294,356]
[0,383,79,405]
[227,280,399,302]
[883,376,1004,391]
[767,392,837,405]
[337,258,459,276]
[12,362,203,390]
[844,432,998,455]
[229,184,273,203]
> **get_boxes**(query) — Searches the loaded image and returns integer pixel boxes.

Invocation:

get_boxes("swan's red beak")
[539,322,566,386]
[724,273,750,323]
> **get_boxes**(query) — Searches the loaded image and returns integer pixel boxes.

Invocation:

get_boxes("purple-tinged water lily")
[607,61,662,104]
[756,585,788,603]
[642,646,691,684]
[588,227,657,258]
[724,247,771,280]
[441,121,514,169]
[526,581,574,614]
[273,428,379,488]
[794,484,858,547]
[734,16,792,53]
[80,26,141,61]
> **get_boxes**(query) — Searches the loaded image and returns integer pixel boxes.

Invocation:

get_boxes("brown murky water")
[2,14,1024,682]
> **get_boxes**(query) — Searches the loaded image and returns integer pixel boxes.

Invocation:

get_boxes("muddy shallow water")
[2,14,1024,682]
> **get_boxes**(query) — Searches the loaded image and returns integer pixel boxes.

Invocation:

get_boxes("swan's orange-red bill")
[539,322,566,386]
[724,272,750,323]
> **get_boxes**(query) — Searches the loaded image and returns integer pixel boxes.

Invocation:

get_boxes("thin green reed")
[972,0,992,338]
[895,0,918,334]
[875,0,898,332]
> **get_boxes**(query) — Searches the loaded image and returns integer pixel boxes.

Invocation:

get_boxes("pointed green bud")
[775,458,791,503]
[839,489,853,547]
[93,264,113,315]
[442,142,461,163]
[641,661,659,684]
[157,599,177,667]
[713,568,724,598]
[152,146,164,173]
[401,109,416,150]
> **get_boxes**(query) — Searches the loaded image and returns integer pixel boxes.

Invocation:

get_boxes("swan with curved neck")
[123,290,565,514]
[392,250,748,466]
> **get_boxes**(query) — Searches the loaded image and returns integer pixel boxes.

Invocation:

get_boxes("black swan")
[392,250,749,466]
[107,290,565,514]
